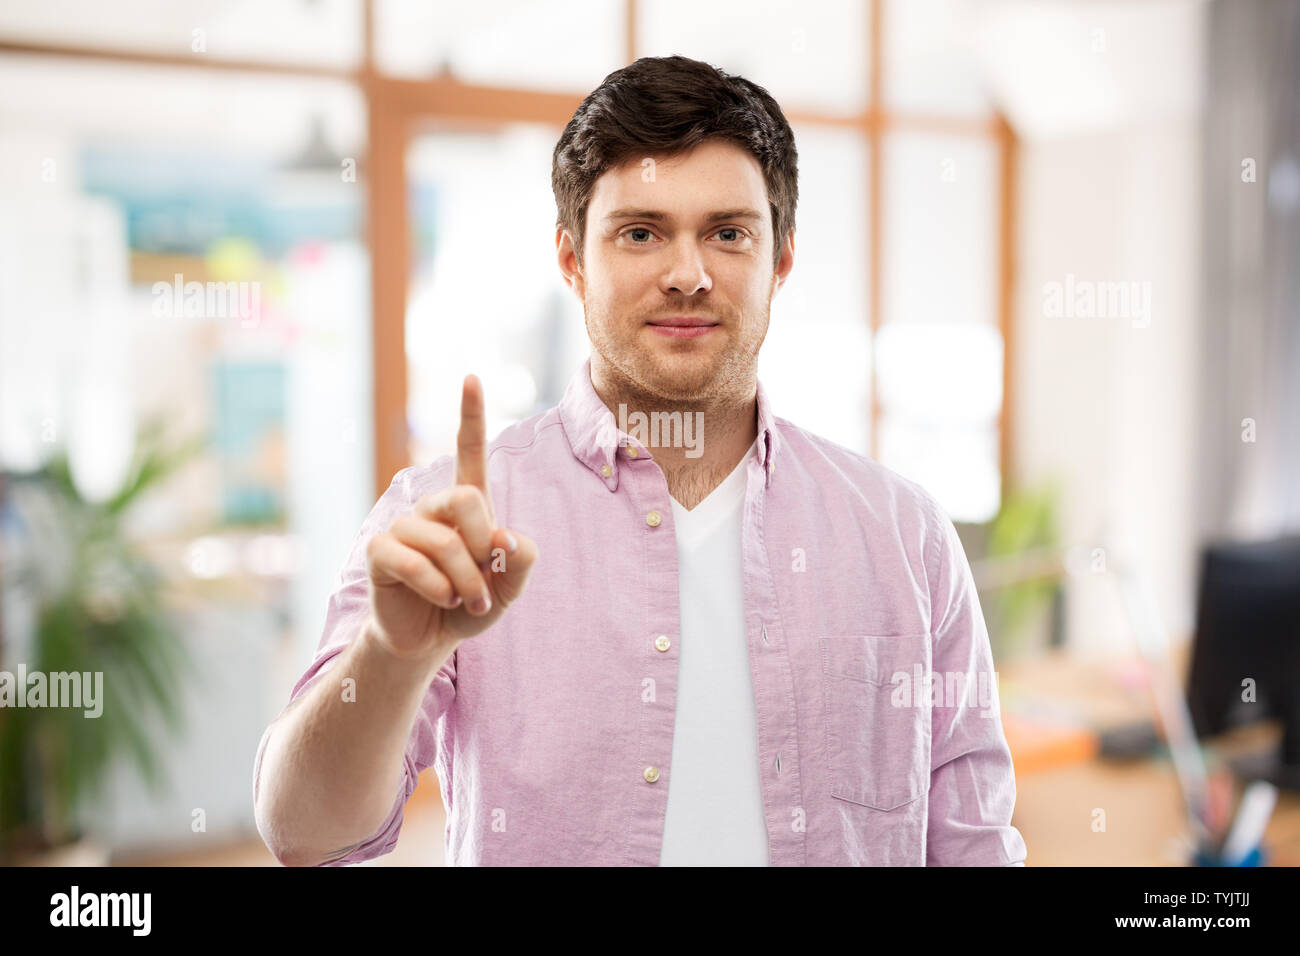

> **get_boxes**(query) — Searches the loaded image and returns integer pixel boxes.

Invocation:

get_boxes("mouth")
[646,317,720,339]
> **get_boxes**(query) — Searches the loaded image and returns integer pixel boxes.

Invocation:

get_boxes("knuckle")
[366,531,394,564]
[424,571,450,599]
[416,489,450,516]
[395,551,426,581]
[429,526,465,561]
[414,565,442,598]
[424,520,455,546]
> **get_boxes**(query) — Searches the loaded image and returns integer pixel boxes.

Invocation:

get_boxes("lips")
[647,320,718,339]
[646,317,719,328]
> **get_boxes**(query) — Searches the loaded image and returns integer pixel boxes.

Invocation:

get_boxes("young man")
[254,55,1027,867]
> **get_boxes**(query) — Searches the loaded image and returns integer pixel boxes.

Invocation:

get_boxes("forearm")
[254,617,455,866]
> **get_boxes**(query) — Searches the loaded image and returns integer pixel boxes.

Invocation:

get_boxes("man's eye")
[622,227,745,244]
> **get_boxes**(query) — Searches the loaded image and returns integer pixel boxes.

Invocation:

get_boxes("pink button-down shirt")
[254,358,1028,866]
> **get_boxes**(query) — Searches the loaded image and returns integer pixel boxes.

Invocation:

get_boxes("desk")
[1003,647,1300,866]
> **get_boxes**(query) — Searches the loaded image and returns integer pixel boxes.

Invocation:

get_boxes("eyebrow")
[601,207,765,226]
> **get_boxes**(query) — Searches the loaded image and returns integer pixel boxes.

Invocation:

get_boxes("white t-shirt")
[658,445,769,866]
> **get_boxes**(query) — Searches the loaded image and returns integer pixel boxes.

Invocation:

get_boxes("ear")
[772,229,795,294]
[557,228,585,300]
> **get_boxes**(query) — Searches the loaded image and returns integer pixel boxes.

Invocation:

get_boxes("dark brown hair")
[552,55,798,271]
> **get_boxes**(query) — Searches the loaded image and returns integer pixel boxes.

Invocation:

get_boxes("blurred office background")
[0,0,1297,866]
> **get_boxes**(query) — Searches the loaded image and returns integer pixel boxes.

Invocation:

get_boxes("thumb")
[485,526,538,607]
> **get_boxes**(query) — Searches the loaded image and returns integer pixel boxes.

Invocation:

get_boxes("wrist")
[361,617,456,677]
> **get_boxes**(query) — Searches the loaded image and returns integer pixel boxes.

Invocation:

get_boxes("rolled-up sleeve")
[923,502,1028,866]
[252,465,457,866]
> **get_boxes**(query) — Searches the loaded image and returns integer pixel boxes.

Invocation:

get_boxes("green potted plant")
[0,417,205,864]
[984,480,1062,660]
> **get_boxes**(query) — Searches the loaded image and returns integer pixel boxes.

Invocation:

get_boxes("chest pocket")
[820,635,931,811]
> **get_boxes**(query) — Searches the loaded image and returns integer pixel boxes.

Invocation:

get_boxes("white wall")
[991,0,1208,656]
[1014,123,1202,657]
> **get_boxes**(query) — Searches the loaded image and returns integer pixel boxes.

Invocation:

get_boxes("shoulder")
[773,416,949,533]
[776,418,972,616]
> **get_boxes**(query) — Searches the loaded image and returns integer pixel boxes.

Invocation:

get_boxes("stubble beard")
[584,300,768,410]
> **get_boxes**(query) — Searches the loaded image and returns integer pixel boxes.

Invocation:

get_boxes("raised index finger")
[455,373,495,525]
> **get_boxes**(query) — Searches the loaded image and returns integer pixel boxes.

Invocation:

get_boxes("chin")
[640,357,718,398]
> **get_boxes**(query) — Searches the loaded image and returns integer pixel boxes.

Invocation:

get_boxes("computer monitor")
[1185,535,1300,791]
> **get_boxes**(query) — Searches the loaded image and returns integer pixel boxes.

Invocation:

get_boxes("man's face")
[558,138,793,402]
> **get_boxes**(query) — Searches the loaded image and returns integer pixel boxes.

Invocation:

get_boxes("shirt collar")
[557,356,781,491]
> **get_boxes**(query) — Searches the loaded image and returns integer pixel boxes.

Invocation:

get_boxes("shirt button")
[768,460,775,474]
[654,634,671,652]
[600,463,612,478]
[645,510,662,527]
[643,766,660,783]
[627,445,639,458]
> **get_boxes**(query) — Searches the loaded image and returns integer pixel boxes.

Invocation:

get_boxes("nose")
[658,238,712,297]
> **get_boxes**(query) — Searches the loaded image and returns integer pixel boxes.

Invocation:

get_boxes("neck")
[589,357,758,511]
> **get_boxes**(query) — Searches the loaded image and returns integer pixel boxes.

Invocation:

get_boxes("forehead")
[588,139,768,219]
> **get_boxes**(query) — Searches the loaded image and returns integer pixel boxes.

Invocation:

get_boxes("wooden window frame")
[0,0,1017,507]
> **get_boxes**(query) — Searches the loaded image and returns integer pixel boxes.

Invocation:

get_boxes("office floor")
[1001,644,1300,866]
[1011,724,1300,866]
